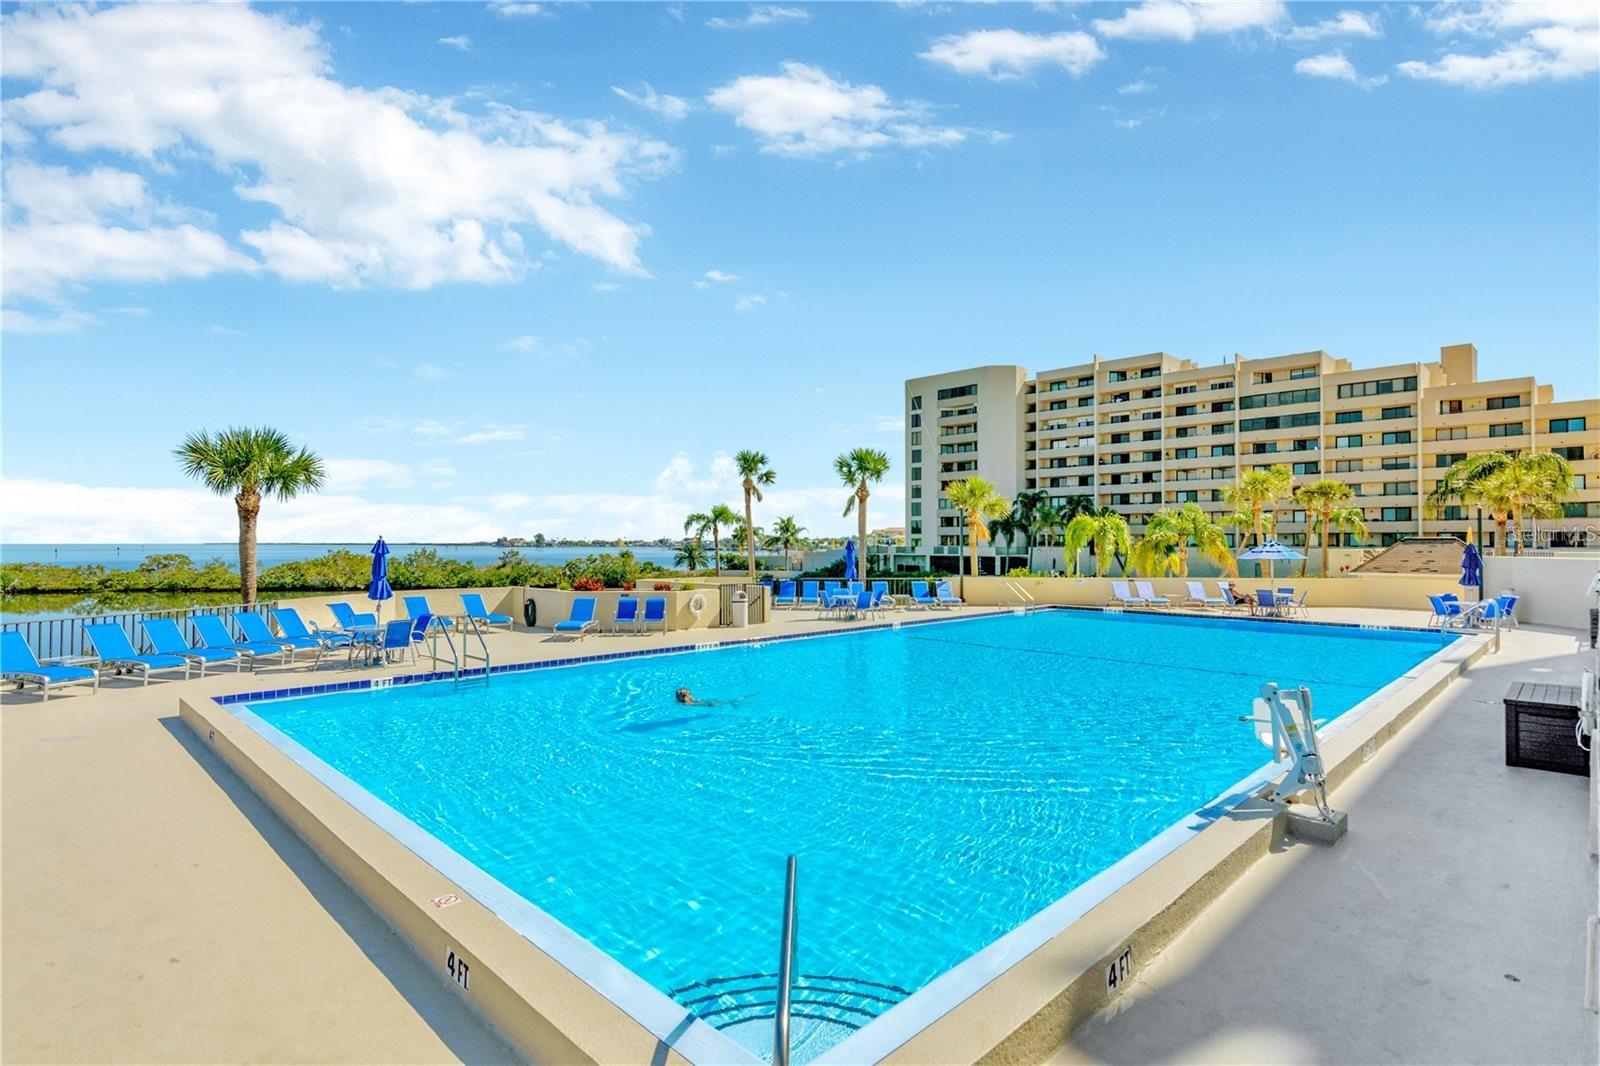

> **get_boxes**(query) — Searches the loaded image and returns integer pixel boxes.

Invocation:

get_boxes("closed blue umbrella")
[368,536,393,621]
[1460,540,1482,600]
[842,539,857,581]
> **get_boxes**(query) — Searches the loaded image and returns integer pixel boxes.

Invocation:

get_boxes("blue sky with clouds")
[2,1,1595,542]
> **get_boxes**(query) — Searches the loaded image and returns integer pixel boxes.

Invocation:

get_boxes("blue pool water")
[244,611,1449,1061]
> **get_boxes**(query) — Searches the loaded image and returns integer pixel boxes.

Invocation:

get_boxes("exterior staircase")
[1352,536,1467,575]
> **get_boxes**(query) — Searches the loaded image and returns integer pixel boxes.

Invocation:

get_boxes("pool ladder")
[999,581,1036,612]
[666,857,910,1062]
[430,614,492,680]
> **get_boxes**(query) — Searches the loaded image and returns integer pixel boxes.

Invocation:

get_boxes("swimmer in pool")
[675,688,754,708]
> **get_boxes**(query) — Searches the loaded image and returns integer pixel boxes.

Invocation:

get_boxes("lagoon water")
[0,542,679,570]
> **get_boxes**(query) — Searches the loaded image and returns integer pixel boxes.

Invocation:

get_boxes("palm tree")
[945,476,1011,577]
[1063,509,1132,578]
[1029,503,1065,572]
[1132,503,1235,578]
[1128,515,1182,578]
[674,538,709,572]
[836,447,892,582]
[988,512,1025,572]
[1009,489,1048,568]
[1292,478,1359,577]
[1222,464,1293,575]
[684,503,738,575]
[1428,450,1574,555]
[175,426,325,604]
[768,515,806,571]
[734,450,776,577]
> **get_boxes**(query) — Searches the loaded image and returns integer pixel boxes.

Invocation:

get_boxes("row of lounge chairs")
[1111,580,1310,618]
[2,593,524,700]
[771,580,964,613]
[551,595,671,640]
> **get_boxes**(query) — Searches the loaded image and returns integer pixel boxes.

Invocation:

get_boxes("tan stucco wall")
[955,573,1466,610]
[1482,553,1600,628]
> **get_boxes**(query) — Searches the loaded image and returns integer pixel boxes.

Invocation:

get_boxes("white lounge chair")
[1111,580,1147,607]
[1135,581,1172,608]
[1184,581,1227,609]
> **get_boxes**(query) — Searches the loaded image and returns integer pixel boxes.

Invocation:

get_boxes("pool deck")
[3,605,1595,1064]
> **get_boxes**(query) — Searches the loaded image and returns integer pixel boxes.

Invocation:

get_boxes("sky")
[1,0,1596,544]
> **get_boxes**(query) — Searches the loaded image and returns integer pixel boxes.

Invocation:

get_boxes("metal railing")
[1,600,277,660]
[716,584,770,627]
[774,855,797,1066]
[999,581,1036,610]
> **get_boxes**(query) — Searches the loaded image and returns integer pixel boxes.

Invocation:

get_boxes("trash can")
[730,589,750,629]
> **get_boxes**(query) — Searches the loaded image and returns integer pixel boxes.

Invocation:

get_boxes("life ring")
[688,592,708,614]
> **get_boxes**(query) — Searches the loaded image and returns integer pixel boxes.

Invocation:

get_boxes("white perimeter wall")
[1482,553,1600,629]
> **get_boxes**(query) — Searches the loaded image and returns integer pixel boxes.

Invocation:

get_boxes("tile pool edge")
[177,695,755,1066]
[831,627,1492,1066]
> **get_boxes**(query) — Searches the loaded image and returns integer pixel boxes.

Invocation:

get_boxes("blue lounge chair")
[613,596,641,634]
[554,597,597,639]
[403,595,453,631]
[773,581,797,608]
[935,581,963,607]
[1135,581,1172,608]
[909,580,937,609]
[800,580,821,606]
[273,608,354,667]
[84,622,189,684]
[1111,580,1147,607]
[1,630,99,700]
[143,618,242,675]
[235,612,319,661]
[191,615,292,668]
[459,592,513,631]
[328,602,377,629]
[642,596,668,633]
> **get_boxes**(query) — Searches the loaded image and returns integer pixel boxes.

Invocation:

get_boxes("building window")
[910,521,921,535]
[1337,376,1417,399]
[1380,456,1413,470]
[1078,396,1094,408]
[1380,405,1414,420]
[936,383,977,401]
[1488,422,1525,438]
[1211,444,1235,457]
[910,502,922,516]
[1289,367,1317,380]
[1250,442,1278,454]
[1292,438,1318,452]
[1110,432,1130,444]
[1435,426,1467,441]
[1333,459,1362,473]
[1292,461,1320,475]
[1334,410,1363,424]
[910,485,921,498]
[1173,384,1197,394]
[1486,395,1522,410]
[1176,490,1199,503]
[1175,404,1197,417]
[909,431,921,446]
[1439,399,1462,414]
[911,449,922,462]
[1554,445,1586,460]
[1213,401,1236,412]
[1174,447,1198,459]
[1252,372,1274,384]
[1380,430,1413,446]
[1380,507,1413,522]
[910,413,921,428]
[1240,388,1318,410]
[1435,452,1467,468]
[1210,381,1233,390]
[910,395,922,410]
[1551,417,1587,433]
[1140,367,1162,378]
[1382,482,1417,496]
[1335,434,1364,449]
[910,466,921,480]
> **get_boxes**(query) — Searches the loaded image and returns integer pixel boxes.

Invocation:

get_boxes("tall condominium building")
[901,344,1598,573]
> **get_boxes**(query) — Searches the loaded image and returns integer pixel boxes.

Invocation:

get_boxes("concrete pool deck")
[3,606,1594,1063]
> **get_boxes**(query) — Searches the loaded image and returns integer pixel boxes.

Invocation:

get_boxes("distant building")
[901,344,1598,573]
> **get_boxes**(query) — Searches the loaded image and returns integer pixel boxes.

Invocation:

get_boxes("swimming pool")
[235,610,1453,1062]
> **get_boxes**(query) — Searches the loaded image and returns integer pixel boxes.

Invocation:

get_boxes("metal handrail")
[0,599,277,660]
[774,855,797,1066]
[461,613,490,670]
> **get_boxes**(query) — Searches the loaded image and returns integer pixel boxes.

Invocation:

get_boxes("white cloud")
[919,29,1105,80]
[456,424,527,445]
[708,62,990,157]
[611,83,692,122]
[1,162,254,301]
[592,281,621,292]
[210,324,244,336]
[502,334,541,352]
[1093,1,1288,41]
[438,34,472,50]
[734,293,768,312]
[707,6,811,30]
[488,2,552,16]
[1,307,98,334]
[413,362,449,380]
[1283,9,1381,42]
[704,269,740,282]
[654,451,739,494]
[1294,52,1387,86]
[2,2,674,306]
[323,458,414,492]
[872,415,906,432]
[1118,79,1158,93]
[1399,8,1599,89]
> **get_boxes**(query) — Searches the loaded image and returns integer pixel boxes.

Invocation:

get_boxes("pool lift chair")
[1243,682,1346,842]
